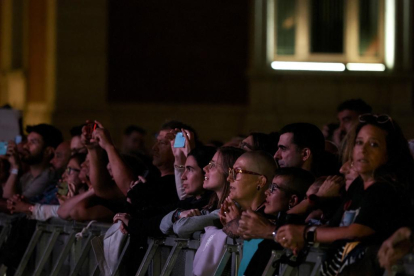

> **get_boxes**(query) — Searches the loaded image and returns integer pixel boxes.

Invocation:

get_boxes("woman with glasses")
[276,114,414,276]
[160,147,244,238]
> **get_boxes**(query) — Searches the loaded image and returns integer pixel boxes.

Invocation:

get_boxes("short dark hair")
[70,125,84,137]
[124,125,146,136]
[279,123,325,155]
[26,124,63,149]
[274,167,315,200]
[70,152,87,166]
[337,99,372,114]
[250,132,279,155]
[160,120,199,144]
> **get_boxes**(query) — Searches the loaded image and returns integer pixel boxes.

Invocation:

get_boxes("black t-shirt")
[329,177,410,243]
[328,177,365,227]
[354,182,409,242]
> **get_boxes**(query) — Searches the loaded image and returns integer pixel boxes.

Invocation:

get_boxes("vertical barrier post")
[14,224,45,276]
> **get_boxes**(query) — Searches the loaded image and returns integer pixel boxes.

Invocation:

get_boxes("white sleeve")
[174,168,188,200]
[29,204,60,221]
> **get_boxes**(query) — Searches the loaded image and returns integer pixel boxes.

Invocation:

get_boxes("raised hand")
[91,121,114,151]
[316,175,344,198]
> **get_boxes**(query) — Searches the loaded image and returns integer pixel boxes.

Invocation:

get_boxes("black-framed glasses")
[228,167,266,182]
[359,113,393,125]
[66,166,81,175]
[269,183,289,194]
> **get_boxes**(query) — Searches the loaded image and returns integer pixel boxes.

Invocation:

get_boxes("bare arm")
[81,121,124,200]
[92,124,135,196]
[57,189,95,220]
[70,203,114,222]
[276,223,375,254]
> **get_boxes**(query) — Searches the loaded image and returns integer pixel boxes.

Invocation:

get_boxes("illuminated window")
[269,0,391,71]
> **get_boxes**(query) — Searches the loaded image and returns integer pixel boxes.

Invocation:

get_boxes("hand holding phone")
[57,182,69,196]
[0,142,8,156]
[173,132,186,148]
[85,123,97,140]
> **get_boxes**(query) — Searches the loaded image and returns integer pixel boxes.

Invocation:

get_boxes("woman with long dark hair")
[276,114,414,276]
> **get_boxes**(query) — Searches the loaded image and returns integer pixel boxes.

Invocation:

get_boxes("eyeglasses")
[239,142,253,151]
[269,184,289,194]
[359,114,393,125]
[228,167,266,182]
[66,166,81,175]
[207,161,216,170]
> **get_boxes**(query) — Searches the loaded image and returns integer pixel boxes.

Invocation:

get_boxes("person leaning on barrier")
[276,114,414,276]
[8,153,86,221]
[160,146,244,238]
[219,151,277,276]
[239,167,315,276]
[220,151,277,239]
[3,124,63,202]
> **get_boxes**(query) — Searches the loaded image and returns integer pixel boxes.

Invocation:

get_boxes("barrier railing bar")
[14,223,45,276]
[232,244,242,276]
[111,235,130,276]
[262,250,284,276]
[69,233,96,276]
[32,226,63,276]
[160,239,188,276]
[0,223,11,249]
[49,231,77,276]
[0,264,7,275]
[136,238,163,276]
[213,244,233,276]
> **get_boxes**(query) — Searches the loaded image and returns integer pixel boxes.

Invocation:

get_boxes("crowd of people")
[1,98,414,276]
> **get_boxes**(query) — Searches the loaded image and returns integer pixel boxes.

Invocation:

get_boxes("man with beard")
[50,141,71,177]
[3,124,63,201]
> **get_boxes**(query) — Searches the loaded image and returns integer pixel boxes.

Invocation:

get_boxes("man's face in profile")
[338,109,359,134]
[152,130,174,169]
[274,133,303,168]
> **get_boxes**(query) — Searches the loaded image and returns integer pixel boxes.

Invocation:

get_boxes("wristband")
[10,168,19,175]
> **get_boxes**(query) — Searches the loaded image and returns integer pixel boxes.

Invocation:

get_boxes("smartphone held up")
[173,132,186,148]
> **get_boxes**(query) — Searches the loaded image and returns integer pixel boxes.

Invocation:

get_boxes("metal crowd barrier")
[1,212,413,276]
[0,214,110,276]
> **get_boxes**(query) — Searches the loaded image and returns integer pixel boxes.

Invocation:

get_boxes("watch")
[305,226,318,245]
